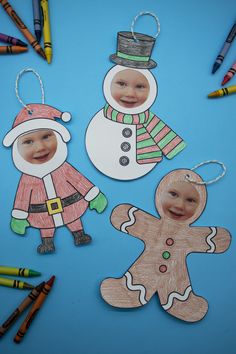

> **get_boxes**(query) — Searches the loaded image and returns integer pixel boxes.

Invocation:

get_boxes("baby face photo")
[160,180,200,221]
[110,69,150,108]
[17,129,57,164]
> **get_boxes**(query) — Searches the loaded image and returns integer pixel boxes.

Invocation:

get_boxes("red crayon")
[14,276,55,343]
[222,61,236,85]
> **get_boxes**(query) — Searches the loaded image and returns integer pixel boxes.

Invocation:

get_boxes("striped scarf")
[104,104,186,164]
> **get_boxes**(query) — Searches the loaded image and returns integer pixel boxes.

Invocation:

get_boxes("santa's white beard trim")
[12,132,68,178]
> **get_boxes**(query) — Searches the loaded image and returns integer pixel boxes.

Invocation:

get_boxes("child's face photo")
[161,181,200,221]
[17,129,57,164]
[111,69,150,108]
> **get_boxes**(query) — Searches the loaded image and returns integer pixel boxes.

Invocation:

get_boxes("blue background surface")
[0,0,235,353]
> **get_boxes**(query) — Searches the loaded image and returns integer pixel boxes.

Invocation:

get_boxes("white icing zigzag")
[125,271,147,305]
[206,227,217,253]
[162,285,192,310]
[120,207,138,233]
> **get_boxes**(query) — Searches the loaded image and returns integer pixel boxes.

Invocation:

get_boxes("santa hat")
[3,103,71,147]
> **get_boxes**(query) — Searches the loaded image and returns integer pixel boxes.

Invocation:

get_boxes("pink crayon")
[222,61,236,85]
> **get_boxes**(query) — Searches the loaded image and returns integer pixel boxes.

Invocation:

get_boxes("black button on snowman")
[86,16,186,180]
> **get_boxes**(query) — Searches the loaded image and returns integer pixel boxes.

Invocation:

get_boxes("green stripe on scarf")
[158,131,176,149]
[137,151,162,160]
[166,141,186,159]
[137,138,156,149]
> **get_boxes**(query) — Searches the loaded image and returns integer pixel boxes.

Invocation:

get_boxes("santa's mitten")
[10,218,30,235]
[89,192,108,213]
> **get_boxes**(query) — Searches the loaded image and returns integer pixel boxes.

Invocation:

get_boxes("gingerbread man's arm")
[110,204,160,241]
[187,226,231,254]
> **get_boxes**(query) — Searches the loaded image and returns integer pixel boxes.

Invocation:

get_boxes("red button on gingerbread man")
[101,168,231,322]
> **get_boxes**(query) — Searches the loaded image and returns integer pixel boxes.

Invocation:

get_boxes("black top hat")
[110,31,157,69]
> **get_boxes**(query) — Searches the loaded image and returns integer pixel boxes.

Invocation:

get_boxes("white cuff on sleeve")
[84,186,100,202]
[12,209,29,219]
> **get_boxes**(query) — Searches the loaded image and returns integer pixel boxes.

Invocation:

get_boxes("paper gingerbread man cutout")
[101,169,231,322]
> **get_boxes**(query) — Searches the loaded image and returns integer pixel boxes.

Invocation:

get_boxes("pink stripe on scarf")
[107,105,113,118]
[146,115,160,133]
[137,146,160,154]
[137,132,151,142]
[162,136,182,155]
[117,112,125,123]
[133,114,140,124]
[138,157,163,164]
[154,125,171,143]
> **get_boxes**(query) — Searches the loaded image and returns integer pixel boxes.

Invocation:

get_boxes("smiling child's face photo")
[160,181,200,221]
[110,69,150,108]
[17,129,58,164]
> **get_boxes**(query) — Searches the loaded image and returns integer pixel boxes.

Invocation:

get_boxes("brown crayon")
[0,0,46,60]
[0,282,45,338]
[14,276,55,343]
[0,45,28,54]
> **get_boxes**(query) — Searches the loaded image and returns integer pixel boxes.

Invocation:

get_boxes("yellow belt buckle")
[46,197,63,215]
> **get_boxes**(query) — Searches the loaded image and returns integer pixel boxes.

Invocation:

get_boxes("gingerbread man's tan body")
[101,169,231,322]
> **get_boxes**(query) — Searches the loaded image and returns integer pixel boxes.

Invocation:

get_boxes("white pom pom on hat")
[3,103,72,147]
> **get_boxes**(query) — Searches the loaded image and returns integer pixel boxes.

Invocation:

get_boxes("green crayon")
[0,277,34,290]
[0,282,45,338]
[0,266,41,277]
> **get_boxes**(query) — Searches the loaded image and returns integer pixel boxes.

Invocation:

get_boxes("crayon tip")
[28,269,41,277]
[23,282,35,290]
[18,39,28,47]
[207,91,217,98]
[212,62,220,74]
[221,75,230,86]
[47,275,55,287]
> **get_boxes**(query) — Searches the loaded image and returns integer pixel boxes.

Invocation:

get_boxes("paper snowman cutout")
[86,32,186,180]
[100,169,231,322]
[3,103,107,254]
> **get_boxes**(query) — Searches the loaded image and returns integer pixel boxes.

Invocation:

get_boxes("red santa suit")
[3,103,101,240]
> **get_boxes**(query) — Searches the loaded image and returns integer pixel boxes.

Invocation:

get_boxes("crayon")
[0,0,46,60]
[32,0,42,42]
[0,32,27,46]
[0,282,45,338]
[0,266,41,277]
[14,276,55,343]
[208,85,236,98]
[221,61,236,85]
[212,21,236,74]
[0,277,34,290]
[0,45,28,54]
[41,0,52,63]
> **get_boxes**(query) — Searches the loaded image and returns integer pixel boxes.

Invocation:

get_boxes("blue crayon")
[212,21,236,74]
[32,0,42,42]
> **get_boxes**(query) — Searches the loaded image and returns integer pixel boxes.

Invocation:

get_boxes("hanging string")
[15,68,45,113]
[131,11,161,42]
[185,160,226,185]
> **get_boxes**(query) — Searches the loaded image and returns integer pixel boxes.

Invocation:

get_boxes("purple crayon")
[0,32,27,47]
[212,21,236,74]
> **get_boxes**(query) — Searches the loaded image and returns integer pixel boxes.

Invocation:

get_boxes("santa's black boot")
[37,237,55,254]
[72,230,92,246]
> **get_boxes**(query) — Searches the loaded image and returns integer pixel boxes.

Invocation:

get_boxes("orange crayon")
[14,276,55,343]
[0,0,46,60]
[0,45,28,54]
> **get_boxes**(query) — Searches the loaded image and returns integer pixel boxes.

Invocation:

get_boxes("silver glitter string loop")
[15,68,45,113]
[185,160,226,185]
[131,11,161,42]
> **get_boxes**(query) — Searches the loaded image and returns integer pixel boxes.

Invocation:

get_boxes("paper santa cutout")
[100,169,231,322]
[86,32,186,180]
[3,103,107,254]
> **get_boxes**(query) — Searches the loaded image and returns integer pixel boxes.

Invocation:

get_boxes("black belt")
[29,192,83,213]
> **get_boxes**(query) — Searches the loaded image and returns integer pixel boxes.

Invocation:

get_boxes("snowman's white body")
[86,109,156,180]
[85,65,158,181]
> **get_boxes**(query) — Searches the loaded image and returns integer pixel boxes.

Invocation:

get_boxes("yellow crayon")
[41,0,52,64]
[0,276,34,290]
[208,85,236,98]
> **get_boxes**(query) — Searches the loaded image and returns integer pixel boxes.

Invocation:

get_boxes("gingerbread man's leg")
[101,267,156,308]
[157,268,208,322]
